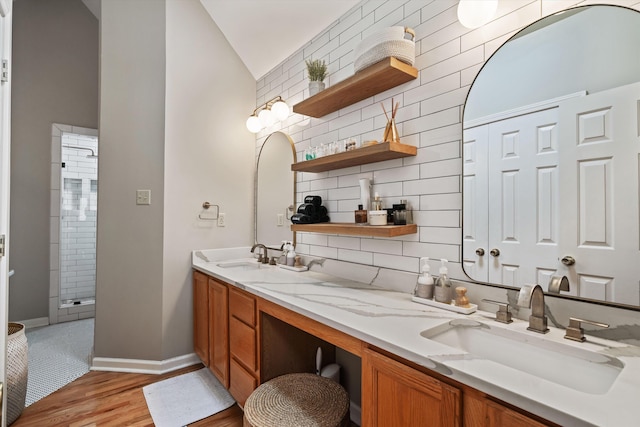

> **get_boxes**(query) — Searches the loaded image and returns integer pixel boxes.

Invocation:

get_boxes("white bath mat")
[143,367,235,427]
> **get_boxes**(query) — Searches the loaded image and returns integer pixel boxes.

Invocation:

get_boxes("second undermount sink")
[216,260,262,270]
[421,319,624,395]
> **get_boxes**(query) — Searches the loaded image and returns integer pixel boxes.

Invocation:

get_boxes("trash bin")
[7,322,27,425]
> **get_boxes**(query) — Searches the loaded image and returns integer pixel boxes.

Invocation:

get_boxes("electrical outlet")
[277,213,285,226]
[136,189,151,205]
[217,213,226,227]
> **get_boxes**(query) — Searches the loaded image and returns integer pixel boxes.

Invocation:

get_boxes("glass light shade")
[457,0,498,29]
[271,100,290,121]
[246,115,262,133]
[258,108,276,127]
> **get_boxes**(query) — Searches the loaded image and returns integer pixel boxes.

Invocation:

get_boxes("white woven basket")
[7,323,27,425]
[353,26,415,73]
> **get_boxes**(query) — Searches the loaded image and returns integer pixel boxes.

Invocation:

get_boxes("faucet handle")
[481,299,513,324]
[564,317,609,342]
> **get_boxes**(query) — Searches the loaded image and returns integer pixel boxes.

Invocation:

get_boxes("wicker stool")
[243,373,350,427]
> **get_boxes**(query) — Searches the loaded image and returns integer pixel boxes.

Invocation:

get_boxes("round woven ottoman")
[243,373,350,427]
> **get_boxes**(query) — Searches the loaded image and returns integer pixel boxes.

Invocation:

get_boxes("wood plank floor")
[12,364,244,426]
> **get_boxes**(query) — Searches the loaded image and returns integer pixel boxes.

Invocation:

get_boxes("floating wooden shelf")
[293,57,418,118]
[291,223,417,238]
[291,141,417,173]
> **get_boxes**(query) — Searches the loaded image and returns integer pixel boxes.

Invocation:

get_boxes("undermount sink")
[421,319,624,395]
[215,260,261,270]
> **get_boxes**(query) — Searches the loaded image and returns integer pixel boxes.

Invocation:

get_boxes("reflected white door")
[0,1,11,425]
[464,109,560,286]
[462,125,489,281]
[487,108,560,286]
[558,82,640,305]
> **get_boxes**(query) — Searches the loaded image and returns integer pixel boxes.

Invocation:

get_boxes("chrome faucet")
[517,284,549,334]
[250,243,268,264]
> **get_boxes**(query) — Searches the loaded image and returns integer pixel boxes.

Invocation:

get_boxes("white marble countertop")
[192,248,640,427]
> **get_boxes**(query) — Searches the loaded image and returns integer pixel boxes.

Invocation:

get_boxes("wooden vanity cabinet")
[208,278,229,388]
[193,270,209,366]
[362,347,461,426]
[228,287,259,407]
[194,270,556,425]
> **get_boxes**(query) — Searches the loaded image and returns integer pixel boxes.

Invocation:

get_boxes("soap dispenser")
[286,242,296,266]
[434,259,452,304]
[414,257,434,299]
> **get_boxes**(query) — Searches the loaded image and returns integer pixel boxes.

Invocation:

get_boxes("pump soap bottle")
[434,258,452,304]
[286,242,296,266]
[414,257,434,299]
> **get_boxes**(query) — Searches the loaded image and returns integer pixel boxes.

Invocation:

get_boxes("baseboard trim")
[90,353,201,374]
[350,401,361,426]
[17,317,49,330]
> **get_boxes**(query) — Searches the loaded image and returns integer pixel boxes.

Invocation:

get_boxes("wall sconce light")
[457,0,498,29]
[246,96,290,133]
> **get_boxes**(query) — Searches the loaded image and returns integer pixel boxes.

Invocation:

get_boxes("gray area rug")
[25,318,94,406]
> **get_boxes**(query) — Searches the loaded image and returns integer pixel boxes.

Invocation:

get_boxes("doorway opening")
[49,124,98,324]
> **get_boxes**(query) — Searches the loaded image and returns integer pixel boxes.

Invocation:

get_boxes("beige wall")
[10,0,98,321]
[95,0,166,360]
[96,0,255,362]
[163,0,255,359]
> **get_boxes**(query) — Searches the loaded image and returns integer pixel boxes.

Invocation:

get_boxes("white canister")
[368,210,387,225]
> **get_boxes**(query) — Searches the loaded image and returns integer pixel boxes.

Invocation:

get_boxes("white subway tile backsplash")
[413,210,460,228]
[361,238,402,255]
[404,175,459,196]
[420,45,484,85]
[339,248,373,265]
[373,252,416,272]
[403,107,459,136]
[420,226,461,244]
[329,235,362,250]
[310,245,338,259]
[419,158,461,178]
[403,241,460,263]
[420,193,461,211]
[372,164,419,183]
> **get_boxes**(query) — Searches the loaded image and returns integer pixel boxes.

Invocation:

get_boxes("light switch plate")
[136,189,151,205]
[217,213,226,227]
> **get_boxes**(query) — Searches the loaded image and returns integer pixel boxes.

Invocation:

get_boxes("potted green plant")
[305,59,327,96]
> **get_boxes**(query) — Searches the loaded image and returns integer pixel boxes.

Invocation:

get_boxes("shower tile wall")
[50,124,98,324]
[60,135,98,304]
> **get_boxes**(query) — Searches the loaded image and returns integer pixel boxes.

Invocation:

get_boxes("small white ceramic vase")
[309,81,325,96]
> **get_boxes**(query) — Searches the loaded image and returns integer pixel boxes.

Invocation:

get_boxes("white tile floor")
[24,318,94,406]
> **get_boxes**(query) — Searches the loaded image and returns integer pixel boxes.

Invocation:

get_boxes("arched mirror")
[462,5,640,309]
[255,131,296,248]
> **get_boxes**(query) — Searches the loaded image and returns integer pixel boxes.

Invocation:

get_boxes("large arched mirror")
[255,131,296,248]
[462,5,640,309]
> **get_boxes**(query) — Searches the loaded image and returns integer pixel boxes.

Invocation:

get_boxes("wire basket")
[7,322,27,425]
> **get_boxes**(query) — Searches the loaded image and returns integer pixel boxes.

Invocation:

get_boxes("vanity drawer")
[229,288,256,326]
[229,358,257,408]
[230,316,257,371]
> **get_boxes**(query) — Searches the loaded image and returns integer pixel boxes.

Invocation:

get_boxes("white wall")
[163,0,255,360]
[257,0,640,282]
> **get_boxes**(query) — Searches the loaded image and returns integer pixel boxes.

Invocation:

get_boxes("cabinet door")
[193,270,209,365]
[362,348,461,427]
[486,400,549,427]
[208,278,229,388]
